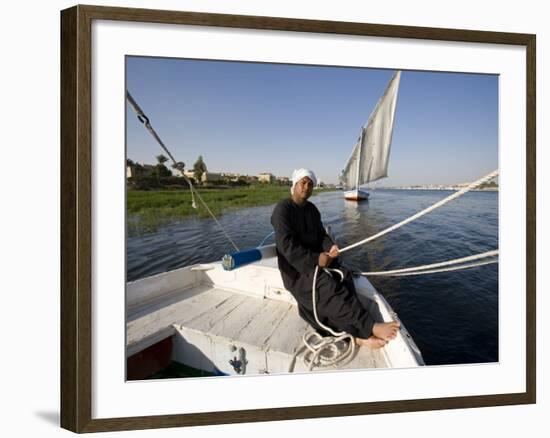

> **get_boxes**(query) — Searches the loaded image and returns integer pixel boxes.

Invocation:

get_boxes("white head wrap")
[290,168,317,195]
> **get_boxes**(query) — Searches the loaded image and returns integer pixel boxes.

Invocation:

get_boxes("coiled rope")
[126,91,239,252]
[289,266,357,372]
[301,266,357,371]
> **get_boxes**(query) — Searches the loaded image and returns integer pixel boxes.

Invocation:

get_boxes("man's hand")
[318,252,333,268]
[319,245,340,268]
[328,245,340,258]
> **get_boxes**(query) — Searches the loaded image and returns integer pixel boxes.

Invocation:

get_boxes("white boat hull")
[344,188,369,201]
[126,245,424,377]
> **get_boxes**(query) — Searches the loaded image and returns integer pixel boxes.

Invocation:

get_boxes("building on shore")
[201,172,223,183]
[276,176,291,185]
[258,172,275,183]
[221,172,242,182]
[126,164,155,178]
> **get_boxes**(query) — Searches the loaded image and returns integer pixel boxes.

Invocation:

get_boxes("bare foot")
[372,321,401,341]
[356,336,387,349]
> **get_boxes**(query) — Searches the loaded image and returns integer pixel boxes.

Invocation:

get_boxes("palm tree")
[156,154,168,165]
[193,155,207,184]
[153,154,171,184]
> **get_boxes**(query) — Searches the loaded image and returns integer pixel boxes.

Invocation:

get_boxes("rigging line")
[361,249,498,276]
[126,90,240,252]
[126,91,179,165]
[190,185,240,252]
[258,231,275,247]
[339,169,499,254]
[364,259,498,277]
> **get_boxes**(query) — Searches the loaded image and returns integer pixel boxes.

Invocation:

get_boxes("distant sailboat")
[340,71,401,201]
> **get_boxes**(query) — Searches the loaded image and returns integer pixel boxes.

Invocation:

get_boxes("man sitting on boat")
[270,168,400,348]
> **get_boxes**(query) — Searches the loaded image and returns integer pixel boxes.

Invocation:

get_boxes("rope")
[302,331,355,371]
[361,249,498,276]
[190,186,240,252]
[258,231,275,247]
[376,259,498,277]
[126,92,180,165]
[339,169,499,254]
[301,266,356,371]
[126,91,239,252]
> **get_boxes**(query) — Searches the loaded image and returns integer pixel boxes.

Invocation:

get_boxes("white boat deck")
[127,283,390,374]
[127,251,423,376]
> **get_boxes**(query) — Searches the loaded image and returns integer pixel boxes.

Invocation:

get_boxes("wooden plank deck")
[127,281,392,374]
[126,284,233,357]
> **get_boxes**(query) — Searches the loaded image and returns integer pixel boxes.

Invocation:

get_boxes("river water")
[127,189,498,366]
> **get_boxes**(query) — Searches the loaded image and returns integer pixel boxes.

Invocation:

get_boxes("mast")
[355,128,363,190]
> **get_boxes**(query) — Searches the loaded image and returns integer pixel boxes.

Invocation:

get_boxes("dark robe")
[270,198,375,338]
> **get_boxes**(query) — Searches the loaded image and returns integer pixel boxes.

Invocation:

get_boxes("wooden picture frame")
[60,4,536,433]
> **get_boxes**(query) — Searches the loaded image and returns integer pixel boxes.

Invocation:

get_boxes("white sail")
[340,138,361,188]
[340,71,401,189]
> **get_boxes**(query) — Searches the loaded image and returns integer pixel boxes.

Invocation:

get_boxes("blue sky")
[126,56,498,186]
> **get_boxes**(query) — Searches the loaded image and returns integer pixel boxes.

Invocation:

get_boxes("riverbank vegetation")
[127,184,335,235]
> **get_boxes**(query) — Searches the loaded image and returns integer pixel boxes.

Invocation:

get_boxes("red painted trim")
[127,337,173,380]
